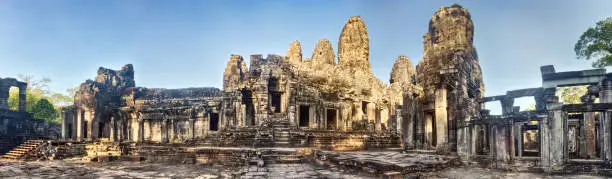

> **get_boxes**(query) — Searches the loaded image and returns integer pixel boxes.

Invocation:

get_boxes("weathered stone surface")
[390,55,415,85]
[338,16,370,73]
[223,55,248,91]
[286,40,303,63]
[415,4,484,152]
[74,64,135,109]
[311,39,336,65]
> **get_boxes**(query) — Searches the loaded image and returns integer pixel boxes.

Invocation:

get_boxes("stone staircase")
[1,140,45,161]
[272,119,291,147]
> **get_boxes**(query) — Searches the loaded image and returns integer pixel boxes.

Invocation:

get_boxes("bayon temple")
[2,4,612,177]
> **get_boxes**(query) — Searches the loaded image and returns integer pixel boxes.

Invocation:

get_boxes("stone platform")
[314,150,461,177]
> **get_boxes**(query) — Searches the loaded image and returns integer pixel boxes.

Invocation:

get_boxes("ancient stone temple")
[42,4,612,177]
[59,5,486,153]
[414,4,485,153]
[1,77,60,154]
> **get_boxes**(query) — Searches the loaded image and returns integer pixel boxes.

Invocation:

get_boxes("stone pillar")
[76,110,83,141]
[117,119,123,142]
[138,118,144,142]
[581,112,595,158]
[509,123,516,160]
[415,102,425,149]
[169,119,175,142]
[162,118,168,143]
[603,111,612,161]
[541,103,565,171]
[109,116,115,142]
[494,124,510,168]
[516,123,523,158]
[500,98,514,116]
[189,118,196,140]
[61,111,67,139]
[456,117,471,162]
[18,87,26,112]
[600,78,612,161]
[434,87,448,149]
[402,94,415,149]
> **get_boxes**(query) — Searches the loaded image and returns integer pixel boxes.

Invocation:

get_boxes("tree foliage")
[575,17,612,68]
[557,86,588,104]
[7,75,76,123]
[32,99,57,122]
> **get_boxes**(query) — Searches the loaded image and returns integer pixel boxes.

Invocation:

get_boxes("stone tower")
[416,4,484,151]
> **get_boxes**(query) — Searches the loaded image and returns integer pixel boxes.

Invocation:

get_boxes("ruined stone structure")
[1,77,61,154]
[54,4,612,174]
[60,5,486,153]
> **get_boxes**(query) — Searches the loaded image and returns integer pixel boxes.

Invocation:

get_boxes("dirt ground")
[0,159,608,179]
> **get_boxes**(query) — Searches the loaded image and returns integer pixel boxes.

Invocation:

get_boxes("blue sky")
[0,0,611,114]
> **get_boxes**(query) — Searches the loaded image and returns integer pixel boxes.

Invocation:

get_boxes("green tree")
[557,86,588,104]
[7,75,49,113]
[31,98,57,122]
[7,75,76,123]
[575,17,612,68]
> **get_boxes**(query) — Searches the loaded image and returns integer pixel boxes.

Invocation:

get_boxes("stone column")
[169,119,175,142]
[138,117,144,142]
[434,87,448,149]
[494,124,510,168]
[189,118,196,140]
[403,94,415,149]
[603,111,612,161]
[76,110,83,141]
[61,110,67,139]
[581,112,595,158]
[117,119,123,142]
[516,123,523,158]
[456,116,471,163]
[509,123,516,160]
[18,87,26,112]
[162,118,168,143]
[541,103,565,171]
[415,102,425,149]
[600,78,612,161]
[109,116,115,142]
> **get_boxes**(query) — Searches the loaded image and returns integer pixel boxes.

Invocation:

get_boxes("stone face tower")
[223,55,248,91]
[338,16,370,73]
[416,4,484,151]
[311,39,336,65]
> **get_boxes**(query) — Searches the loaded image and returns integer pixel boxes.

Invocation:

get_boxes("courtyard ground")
[0,158,608,179]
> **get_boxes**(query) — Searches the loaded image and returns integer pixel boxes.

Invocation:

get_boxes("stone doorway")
[210,113,219,131]
[522,121,540,157]
[425,112,436,147]
[83,121,88,139]
[299,105,309,127]
[270,92,281,113]
[326,109,337,130]
[67,124,73,139]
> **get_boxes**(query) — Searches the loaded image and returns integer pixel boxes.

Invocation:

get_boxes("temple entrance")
[362,101,368,120]
[98,122,109,138]
[210,113,219,131]
[67,124,73,139]
[424,112,436,147]
[270,92,281,113]
[522,121,540,157]
[83,121,88,139]
[326,109,337,130]
[299,105,309,127]
[7,87,18,111]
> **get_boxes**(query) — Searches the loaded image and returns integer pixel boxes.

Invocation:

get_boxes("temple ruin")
[2,4,612,178]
